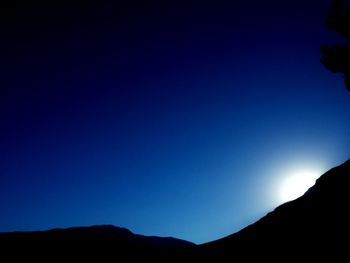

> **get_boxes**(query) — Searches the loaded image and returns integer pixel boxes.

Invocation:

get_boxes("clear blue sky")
[1,0,350,244]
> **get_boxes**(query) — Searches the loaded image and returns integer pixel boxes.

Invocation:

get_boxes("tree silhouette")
[321,0,350,90]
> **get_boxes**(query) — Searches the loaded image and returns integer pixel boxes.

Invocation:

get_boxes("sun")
[279,170,320,203]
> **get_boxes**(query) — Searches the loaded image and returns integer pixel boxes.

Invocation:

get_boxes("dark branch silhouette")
[321,0,350,90]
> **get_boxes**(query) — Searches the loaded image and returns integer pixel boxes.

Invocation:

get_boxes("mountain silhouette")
[0,224,194,260]
[197,158,350,260]
[1,159,349,261]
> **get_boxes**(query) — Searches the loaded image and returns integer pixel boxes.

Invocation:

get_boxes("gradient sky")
[1,0,350,244]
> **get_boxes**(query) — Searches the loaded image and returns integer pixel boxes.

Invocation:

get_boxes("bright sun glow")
[279,170,320,203]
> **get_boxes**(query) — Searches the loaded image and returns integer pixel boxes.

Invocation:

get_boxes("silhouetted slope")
[0,224,193,247]
[199,159,350,260]
[0,225,194,260]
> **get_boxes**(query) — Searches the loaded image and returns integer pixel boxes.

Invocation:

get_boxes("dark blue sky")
[1,0,350,243]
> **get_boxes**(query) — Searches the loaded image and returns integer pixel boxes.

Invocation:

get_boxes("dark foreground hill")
[198,159,350,260]
[1,159,350,261]
[0,224,195,260]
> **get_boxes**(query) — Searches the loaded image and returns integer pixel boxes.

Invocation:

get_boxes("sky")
[1,0,350,244]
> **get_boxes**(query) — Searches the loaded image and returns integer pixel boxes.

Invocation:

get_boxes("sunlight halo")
[279,170,320,203]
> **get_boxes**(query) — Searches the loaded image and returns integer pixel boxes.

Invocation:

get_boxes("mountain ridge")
[0,224,194,246]
[1,159,349,260]
[197,158,350,260]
